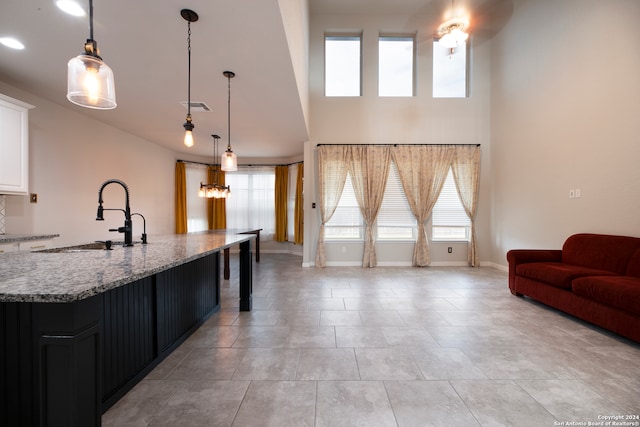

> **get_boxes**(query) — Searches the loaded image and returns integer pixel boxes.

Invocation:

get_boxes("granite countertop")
[0,233,60,244]
[0,231,255,303]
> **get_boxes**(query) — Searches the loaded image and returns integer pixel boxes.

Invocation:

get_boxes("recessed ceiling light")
[55,0,86,17]
[0,37,25,50]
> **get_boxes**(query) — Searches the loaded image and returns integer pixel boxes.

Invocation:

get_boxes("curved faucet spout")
[97,179,133,246]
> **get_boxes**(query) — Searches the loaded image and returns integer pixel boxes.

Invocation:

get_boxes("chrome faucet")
[96,179,133,246]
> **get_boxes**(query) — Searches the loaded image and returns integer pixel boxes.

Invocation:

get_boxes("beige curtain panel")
[391,145,454,267]
[451,145,481,266]
[315,145,351,267]
[349,145,391,267]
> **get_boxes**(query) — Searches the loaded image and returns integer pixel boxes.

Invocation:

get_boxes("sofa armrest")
[506,249,562,293]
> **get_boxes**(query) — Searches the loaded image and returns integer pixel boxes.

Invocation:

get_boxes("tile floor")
[103,253,640,426]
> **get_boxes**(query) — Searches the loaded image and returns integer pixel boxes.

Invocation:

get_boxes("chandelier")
[199,135,231,199]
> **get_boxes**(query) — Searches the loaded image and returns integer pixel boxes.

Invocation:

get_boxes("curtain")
[348,145,391,267]
[315,145,350,267]
[294,163,304,244]
[451,146,481,266]
[175,162,188,234]
[274,165,288,242]
[391,146,454,266]
[207,166,227,230]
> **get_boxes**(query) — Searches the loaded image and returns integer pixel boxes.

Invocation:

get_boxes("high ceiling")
[0,0,511,160]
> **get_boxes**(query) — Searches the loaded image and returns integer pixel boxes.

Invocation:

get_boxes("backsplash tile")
[0,195,5,235]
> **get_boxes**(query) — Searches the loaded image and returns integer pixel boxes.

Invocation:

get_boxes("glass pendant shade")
[221,150,237,171]
[67,54,116,109]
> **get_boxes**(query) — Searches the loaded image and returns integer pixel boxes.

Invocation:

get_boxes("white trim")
[481,261,508,272]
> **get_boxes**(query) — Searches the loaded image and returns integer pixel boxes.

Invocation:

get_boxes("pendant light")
[181,9,198,148]
[66,0,116,109]
[221,71,238,171]
[199,135,231,199]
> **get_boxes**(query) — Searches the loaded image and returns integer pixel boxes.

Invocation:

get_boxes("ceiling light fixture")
[66,0,116,109]
[181,9,198,148]
[55,0,86,17]
[437,18,469,49]
[0,37,25,50]
[199,135,231,199]
[221,71,238,171]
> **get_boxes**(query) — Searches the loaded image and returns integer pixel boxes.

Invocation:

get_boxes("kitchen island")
[0,231,255,427]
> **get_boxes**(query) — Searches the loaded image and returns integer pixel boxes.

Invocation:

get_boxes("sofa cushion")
[626,248,640,278]
[572,276,640,316]
[516,262,616,290]
[562,233,640,275]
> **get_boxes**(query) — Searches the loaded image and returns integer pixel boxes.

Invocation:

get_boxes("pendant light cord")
[88,0,94,41]
[187,21,192,119]
[227,75,231,150]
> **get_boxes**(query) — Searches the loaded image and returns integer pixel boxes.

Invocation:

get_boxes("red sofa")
[507,233,640,343]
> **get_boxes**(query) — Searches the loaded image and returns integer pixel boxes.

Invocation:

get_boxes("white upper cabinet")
[0,94,34,195]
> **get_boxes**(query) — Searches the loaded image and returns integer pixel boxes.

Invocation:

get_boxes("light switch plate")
[30,193,38,203]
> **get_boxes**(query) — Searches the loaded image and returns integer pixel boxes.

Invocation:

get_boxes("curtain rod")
[177,160,303,167]
[316,143,480,147]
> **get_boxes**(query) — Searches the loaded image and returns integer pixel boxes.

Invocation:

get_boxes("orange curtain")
[207,166,227,229]
[175,161,188,234]
[294,163,304,244]
[274,165,288,242]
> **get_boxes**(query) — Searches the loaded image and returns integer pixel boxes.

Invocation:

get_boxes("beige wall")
[490,0,640,264]
[1,81,177,247]
[304,12,493,266]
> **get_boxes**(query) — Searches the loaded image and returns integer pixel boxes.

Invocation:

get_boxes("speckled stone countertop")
[0,231,255,303]
[0,233,60,243]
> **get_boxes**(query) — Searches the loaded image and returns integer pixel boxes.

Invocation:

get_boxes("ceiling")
[0,0,511,160]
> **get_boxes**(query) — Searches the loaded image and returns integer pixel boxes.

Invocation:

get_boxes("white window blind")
[185,163,208,232]
[287,163,298,240]
[432,168,470,241]
[225,166,276,239]
[325,172,364,240]
[377,161,416,240]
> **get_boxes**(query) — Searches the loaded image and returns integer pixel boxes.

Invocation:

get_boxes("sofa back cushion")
[626,248,640,278]
[562,233,640,275]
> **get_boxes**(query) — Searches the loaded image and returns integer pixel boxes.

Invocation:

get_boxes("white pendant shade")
[67,54,116,109]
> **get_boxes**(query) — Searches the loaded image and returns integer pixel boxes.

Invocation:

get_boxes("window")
[325,35,361,96]
[325,173,364,240]
[378,36,414,97]
[432,168,470,240]
[377,161,416,240]
[225,166,276,238]
[286,163,298,240]
[185,163,208,232]
[433,40,467,98]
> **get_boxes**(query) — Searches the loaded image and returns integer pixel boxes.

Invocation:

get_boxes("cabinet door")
[0,94,33,195]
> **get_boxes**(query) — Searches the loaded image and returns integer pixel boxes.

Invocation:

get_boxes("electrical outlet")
[30,193,38,203]
[448,247,452,253]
